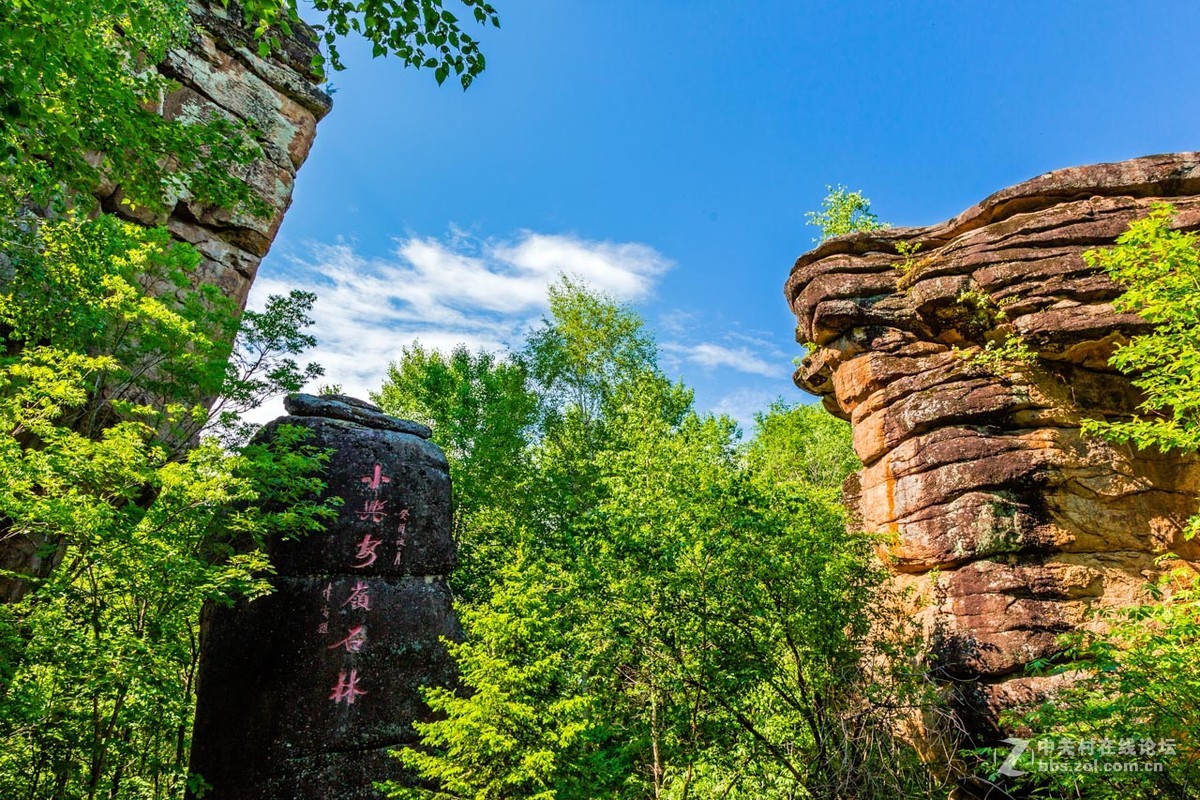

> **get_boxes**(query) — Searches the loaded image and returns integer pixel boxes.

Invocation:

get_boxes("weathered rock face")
[188,395,461,800]
[786,153,1200,739]
[0,3,331,605]
[106,0,333,310]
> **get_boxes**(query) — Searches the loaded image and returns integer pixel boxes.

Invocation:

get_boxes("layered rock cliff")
[106,0,333,310]
[786,153,1200,738]
[0,3,331,602]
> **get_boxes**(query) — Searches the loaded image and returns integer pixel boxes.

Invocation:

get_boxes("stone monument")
[188,394,461,799]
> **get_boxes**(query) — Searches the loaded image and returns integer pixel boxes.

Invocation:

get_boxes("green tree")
[1081,203,1200,459]
[524,278,661,437]
[245,0,501,87]
[993,203,1200,798]
[0,2,500,797]
[0,213,338,798]
[805,185,887,243]
[0,0,265,225]
[744,400,859,495]
[998,576,1200,800]
[373,344,537,600]
[381,283,951,799]
[374,344,536,516]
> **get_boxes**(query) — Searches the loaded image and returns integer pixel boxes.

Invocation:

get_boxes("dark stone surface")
[260,416,454,577]
[188,399,460,800]
[284,393,433,438]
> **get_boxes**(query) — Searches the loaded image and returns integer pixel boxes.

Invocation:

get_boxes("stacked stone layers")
[188,396,461,800]
[786,153,1200,735]
[106,0,333,310]
[0,2,332,604]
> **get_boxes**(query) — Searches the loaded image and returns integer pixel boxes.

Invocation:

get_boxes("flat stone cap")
[283,393,432,438]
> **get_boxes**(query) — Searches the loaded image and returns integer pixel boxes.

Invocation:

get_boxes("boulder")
[188,395,461,799]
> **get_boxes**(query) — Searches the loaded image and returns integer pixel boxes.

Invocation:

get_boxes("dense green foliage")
[0,209,338,798]
[804,185,887,243]
[375,281,952,799]
[0,0,262,221]
[992,205,1200,798]
[249,0,501,87]
[744,400,859,494]
[0,0,497,224]
[1082,204,1200,459]
[0,1,468,795]
[372,343,537,600]
[999,578,1200,799]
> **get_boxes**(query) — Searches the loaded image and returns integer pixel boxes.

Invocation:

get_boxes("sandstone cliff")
[105,0,333,310]
[787,153,1200,737]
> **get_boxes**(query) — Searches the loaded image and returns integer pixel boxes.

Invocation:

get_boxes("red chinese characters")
[318,582,333,634]
[353,534,381,569]
[329,669,367,705]
[327,624,367,653]
[360,463,391,491]
[342,580,371,611]
[356,498,388,523]
[320,463,411,707]
[393,508,410,566]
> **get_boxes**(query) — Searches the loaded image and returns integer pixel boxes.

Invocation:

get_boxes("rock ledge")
[786,152,1200,737]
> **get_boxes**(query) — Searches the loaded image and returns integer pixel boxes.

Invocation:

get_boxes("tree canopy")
[250,0,501,86]
[374,280,953,799]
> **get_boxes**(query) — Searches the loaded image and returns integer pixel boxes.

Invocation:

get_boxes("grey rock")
[189,405,459,799]
[285,393,433,439]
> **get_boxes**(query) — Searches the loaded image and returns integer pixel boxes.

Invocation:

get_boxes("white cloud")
[245,230,674,411]
[723,329,787,358]
[657,308,699,337]
[661,341,783,379]
[711,387,782,434]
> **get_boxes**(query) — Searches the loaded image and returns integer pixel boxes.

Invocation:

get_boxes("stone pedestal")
[188,395,460,799]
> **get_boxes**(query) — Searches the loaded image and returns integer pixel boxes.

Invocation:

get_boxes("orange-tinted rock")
[786,152,1200,739]
[129,0,332,310]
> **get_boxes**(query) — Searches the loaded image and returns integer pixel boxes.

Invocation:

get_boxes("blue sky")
[250,0,1200,431]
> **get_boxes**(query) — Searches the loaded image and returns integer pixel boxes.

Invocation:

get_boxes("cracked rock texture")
[106,0,333,309]
[0,2,331,604]
[188,396,462,800]
[786,152,1200,738]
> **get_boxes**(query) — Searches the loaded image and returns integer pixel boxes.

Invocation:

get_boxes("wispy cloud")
[657,308,700,337]
[723,330,787,357]
[247,230,674,403]
[711,387,783,434]
[661,341,784,379]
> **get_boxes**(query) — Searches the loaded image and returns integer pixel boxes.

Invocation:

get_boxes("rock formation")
[188,395,462,800]
[0,2,331,603]
[105,0,333,310]
[786,153,1200,738]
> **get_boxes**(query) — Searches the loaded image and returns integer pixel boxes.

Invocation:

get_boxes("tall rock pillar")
[786,153,1200,739]
[188,395,461,799]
